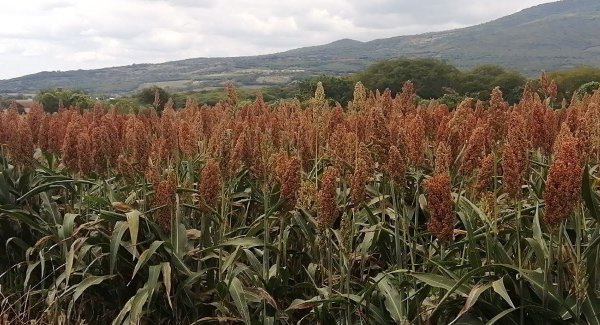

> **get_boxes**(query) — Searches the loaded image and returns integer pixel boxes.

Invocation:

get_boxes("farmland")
[1,78,600,324]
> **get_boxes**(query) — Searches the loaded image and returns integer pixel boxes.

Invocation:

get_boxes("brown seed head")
[367,106,391,161]
[153,172,177,231]
[61,115,84,173]
[279,155,301,211]
[424,173,455,241]
[8,117,34,169]
[434,141,452,174]
[460,126,488,176]
[384,145,407,186]
[317,166,339,232]
[297,178,318,211]
[501,110,529,200]
[543,124,582,228]
[473,153,495,196]
[90,125,112,174]
[76,129,94,176]
[399,80,416,113]
[350,157,369,206]
[406,113,425,166]
[352,82,367,111]
[198,159,222,212]
[178,118,197,158]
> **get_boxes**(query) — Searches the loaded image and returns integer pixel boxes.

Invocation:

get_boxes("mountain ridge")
[2,0,599,95]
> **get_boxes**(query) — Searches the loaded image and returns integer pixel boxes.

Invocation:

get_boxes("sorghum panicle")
[350,157,369,206]
[543,124,582,228]
[198,159,222,212]
[384,145,406,186]
[434,141,452,174]
[424,173,455,241]
[317,166,339,232]
[153,172,177,231]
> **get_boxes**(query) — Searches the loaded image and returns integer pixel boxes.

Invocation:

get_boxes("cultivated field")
[1,79,600,324]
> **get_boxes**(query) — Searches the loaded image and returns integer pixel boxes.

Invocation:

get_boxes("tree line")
[8,58,600,112]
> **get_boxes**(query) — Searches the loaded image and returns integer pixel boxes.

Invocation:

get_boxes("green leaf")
[583,294,600,325]
[161,262,173,310]
[110,221,129,275]
[73,275,113,302]
[62,213,78,239]
[24,261,40,287]
[451,283,493,323]
[112,294,134,325]
[146,264,162,304]
[532,203,548,258]
[65,238,86,286]
[492,278,515,308]
[373,273,405,323]
[582,164,600,222]
[221,237,264,248]
[229,277,251,324]
[125,210,141,249]
[409,273,471,297]
[485,307,520,325]
[129,288,150,325]
[131,241,164,281]
[17,179,77,202]
[345,293,388,324]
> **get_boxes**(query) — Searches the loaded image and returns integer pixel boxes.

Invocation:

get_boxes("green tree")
[459,65,525,104]
[549,67,600,100]
[354,58,461,99]
[575,81,600,98]
[297,75,354,105]
[109,98,139,114]
[36,88,93,113]
[135,86,171,110]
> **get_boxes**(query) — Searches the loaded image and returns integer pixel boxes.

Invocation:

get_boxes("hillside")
[1,0,600,95]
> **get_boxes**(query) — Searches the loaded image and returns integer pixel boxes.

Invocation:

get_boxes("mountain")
[2,0,600,95]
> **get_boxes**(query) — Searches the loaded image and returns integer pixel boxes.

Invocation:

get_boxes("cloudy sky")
[0,0,554,79]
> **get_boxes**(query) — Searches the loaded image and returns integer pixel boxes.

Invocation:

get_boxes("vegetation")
[549,67,600,100]
[35,88,93,113]
[297,75,354,104]
[355,58,461,99]
[1,76,600,324]
[354,59,526,104]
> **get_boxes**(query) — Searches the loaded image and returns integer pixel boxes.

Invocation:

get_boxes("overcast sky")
[0,0,554,79]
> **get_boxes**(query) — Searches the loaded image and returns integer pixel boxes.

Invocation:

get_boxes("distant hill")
[1,0,600,95]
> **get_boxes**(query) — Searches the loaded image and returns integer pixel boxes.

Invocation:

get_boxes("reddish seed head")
[434,141,452,174]
[384,145,407,187]
[178,118,197,158]
[8,117,34,169]
[367,106,390,161]
[229,126,252,172]
[406,113,426,166]
[501,110,529,200]
[317,166,339,232]
[543,124,582,228]
[350,157,369,206]
[153,172,177,231]
[473,153,495,196]
[123,116,151,173]
[61,115,84,173]
[76,129,94,176]
[460,126,489,176]
[278,155,301,211]
[198,159,222,212]
[424,173,455,241]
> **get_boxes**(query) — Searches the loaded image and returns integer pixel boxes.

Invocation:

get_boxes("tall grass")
[1,79,600,324]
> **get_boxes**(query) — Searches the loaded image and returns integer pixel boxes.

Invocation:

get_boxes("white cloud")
[0,0,553,79]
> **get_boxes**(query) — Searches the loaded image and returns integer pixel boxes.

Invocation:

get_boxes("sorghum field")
[1,78,600,324]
